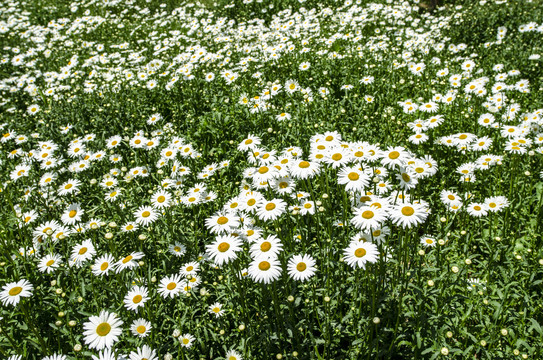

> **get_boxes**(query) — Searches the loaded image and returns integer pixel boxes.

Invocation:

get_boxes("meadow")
[0,0,542,358]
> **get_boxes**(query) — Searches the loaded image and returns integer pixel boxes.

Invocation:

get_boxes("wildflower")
[82,311,123,350]
[0,279,33,306]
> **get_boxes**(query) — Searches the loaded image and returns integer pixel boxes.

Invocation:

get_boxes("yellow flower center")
[122,255,133,264]
[296,262,307,271]
[299,161,310,168]
[136,325,146,334]
[258,166,269,174]
[166,282,176,290]
[362,210,374,219]
[265,203,276,211]
[100,262,109,271]
[388,151,400,159]
[401,206,415,216]
[332,153,342,161]
[258,261,271,271]
[9,286,23,296]
[354,248,366,258]
[260,242,272,252]
[96,323,111,336]
[142,211,150,218]
[218,242,230,252]
[79,247,88,255]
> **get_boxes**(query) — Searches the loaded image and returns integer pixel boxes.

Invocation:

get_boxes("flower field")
[0,0,542,358]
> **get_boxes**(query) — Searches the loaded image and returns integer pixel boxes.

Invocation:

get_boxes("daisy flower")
[206,235,243,266]
[390,203,429,228]
[343,241,379,269]
[250,235,283,259]
[130,318,152,338]
[256,199,287,221]
[179,333,195,348]
[70,240,96,267]
[115,252,144,273]
[225,350,243,360]
[238,134,261,152]
[205,212,240,234]
[338,166,370,192]
[287,254,317,282]
[82,310,123,350]
[158,274,184,298]
[466,203,488,217]
[208,302,225,318]
[248,257,282,284]
[484,196,509,212]
[129,345,158,360]
[350,206,388,231]
[179,262,199,277]
[0,279,33,306]
[38,253,62,274]
[92,254,116,276]
[420,235,436,247]
[61,203,84,225]
[290,159,320,179]
[133,206,159,226]
[124,286,149,311]
[169,243,186,257]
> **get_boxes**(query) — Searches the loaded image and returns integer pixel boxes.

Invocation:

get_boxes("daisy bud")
[109,222,117,228]
[372,317,380,324]
[460,230,466,235]
[501,329,508,336]
[324,296,330,303]
[440,347,449,355]
[105,233,113,239]
[56,288,62,294]
[316,201,322,206]
[77,297,83,302]
[55,320,62,326]
[318,207,325,212]
[495,237,501,241]
[287,295,294,302]
[68,320,76,327]
[172,329,181,338]
[451,266,459,273]
[522,354,528,359]
[539,259,543,265]
[438,239,445,245]
[51,280,57,286]
[267,128,273,133]
[480,340,487,346]
[74,344,82,352]
[418,250,425,256]
[139,234,147,241]
[528,150,535,156]
[465,259,472,265]
[293,352,298,357]
[524,171,530,176]
[440,217,446,222]
[322,194,329,199]
[164,354,173,360]
[151,276,156,283]
[427,280,434,287]
[58,311,65,317]
[276,354,282,359]
[446,331,453,338]
[46,229,53,236]
[90,179,97,185]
